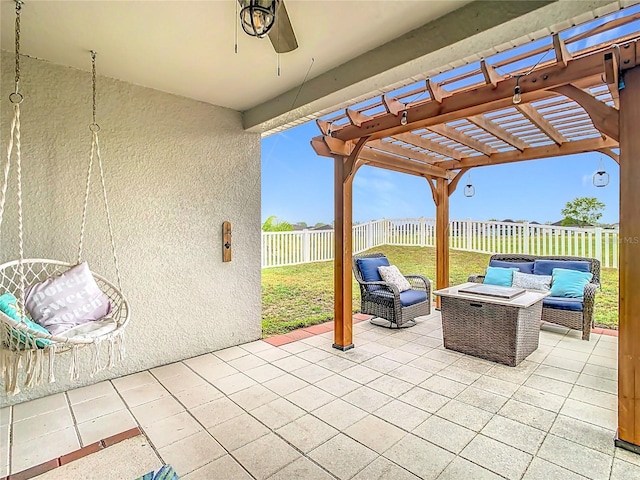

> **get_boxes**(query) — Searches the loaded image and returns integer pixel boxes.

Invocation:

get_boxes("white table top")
[433,282,549,309]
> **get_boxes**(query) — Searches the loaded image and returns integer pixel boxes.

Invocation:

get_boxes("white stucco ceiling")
[0,0,471,112]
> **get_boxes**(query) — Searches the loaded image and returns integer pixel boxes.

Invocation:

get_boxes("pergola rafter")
[310,7,640,452]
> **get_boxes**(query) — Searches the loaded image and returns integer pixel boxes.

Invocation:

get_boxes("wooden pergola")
[311,13,640,452]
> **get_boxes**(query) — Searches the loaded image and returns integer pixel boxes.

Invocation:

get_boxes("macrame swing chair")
[0,1,130,394]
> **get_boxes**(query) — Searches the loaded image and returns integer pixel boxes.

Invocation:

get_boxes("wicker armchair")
[353,253,431,328]
[468,254,600,340]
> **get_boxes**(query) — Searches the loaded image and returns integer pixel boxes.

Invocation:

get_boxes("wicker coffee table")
[433,283,548,366]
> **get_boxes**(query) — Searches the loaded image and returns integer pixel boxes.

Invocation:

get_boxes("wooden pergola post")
[435,177,450,307]
[617,65,640,453]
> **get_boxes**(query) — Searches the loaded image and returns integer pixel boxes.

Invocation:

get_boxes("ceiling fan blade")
[269,1,298,53]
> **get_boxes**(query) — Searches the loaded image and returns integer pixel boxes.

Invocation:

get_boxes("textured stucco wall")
[0,52,262,405]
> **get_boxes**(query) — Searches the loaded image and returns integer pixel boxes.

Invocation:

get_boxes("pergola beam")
[359,148,453,179]
[604,51,620,108]
[467,115,528,151]
[392,132,465,160]
[516,104,567,145]
[428,124,497,156]
[368,139,445,166]
[480,60,502,88]
[553,33,572,67]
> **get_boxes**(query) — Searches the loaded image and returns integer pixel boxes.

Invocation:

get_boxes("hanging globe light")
[464,172,475,197]
[593,156,610,188]
[239,0,278,38]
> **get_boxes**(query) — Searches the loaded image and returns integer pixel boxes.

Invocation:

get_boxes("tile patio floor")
[2,312,638,480]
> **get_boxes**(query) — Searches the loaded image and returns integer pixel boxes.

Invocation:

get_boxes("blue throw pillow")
[483,266,518,287]
[489,260,534,274]
[533,260,590,276]
[0,292,51,348]
[549,268,593,298]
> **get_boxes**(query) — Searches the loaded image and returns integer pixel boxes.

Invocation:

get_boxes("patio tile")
[174,383,224,409]
[498,399,557,432]
[0,406,10,426]
[234,433,301,480]
[452,356,495,374]
[286,329,315,341]
[550,415,616,456]
[615,447,640,467]
[119,382,169,408]
[291,364,334,384]
[158,371,206,394]
[384,433,454,479]
[309,433,378,480]
[362,356,402,374]
[228,354,267,372]
[12,393,68,421]
[285,385,335,412]
[12,406,74,444]
[244,364,286,383]
[182,353,223,373]
[251,397,305,429]
[437,364,483,385]
[150,361,192,380]
[271,355,311,372]
[181,455,251,480]
[424,348,461,365]
[512,385,566,413]
[537,434,613,480]
[268,457,334,480]
[541,355,586,373]
[315,373,361,396]
[437,456,504,480]
[611,458,640,480]
[264,335,296,347]
[312,398,368,430]
[344,415,407,453]
[208,413,270,451]
[388,364,433,385]
[398,341,431,356]
[158,431,225,476]
[481,415,546,455]
[525,374,573,397]
[71,392,126,423]
[367,374,414,397]
[522,458,588,480]
[461,434,533,480]
[343,386,393,412]
[240,340,274,354]
[11,426,79,473]
[263,372,309,396]
[296,347,333,363]
[420,374,467,397]
[316,355,358,373]
[437,399,493,432]
[484,361,538,385]
[67,381,117,405]
[279,341,313,354]
[586,354,617,369]
[111,371,157,392]
[143,411,203,450]
[374,399,431,431]
[211,372,258,395]
[398,386,449,414]
[214,345,250,361]
[190,397,244,428]
[340,364,384,384]
[276,414,339,453]
[560,398,617,430]
[337,348,377,363]
[253,347,291,362]
[534,364,581,384]
[359,341,393,356]
[77,409,137,446]
[229,384,279,411]
[569,384,617,411]
[472,375,520,397]
[576,372,617,395]
[412,415,475,454]
[131,395,185,427]
[352,456,420,480]
[381,348,419,364]
[456,386,508,414]
[549,348,590,363]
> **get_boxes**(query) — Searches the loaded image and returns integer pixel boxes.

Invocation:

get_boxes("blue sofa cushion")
[533,260,591,276]
[543,296,584,312]
[357,256,390,282]
[484,266,518,287]
[489,260,534,274]
[399,289,428,306]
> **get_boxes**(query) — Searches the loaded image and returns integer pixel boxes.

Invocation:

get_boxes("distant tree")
[561,197,605,227]
[296,221,308,228]
[262,215,294,232]
[314,222,324,228]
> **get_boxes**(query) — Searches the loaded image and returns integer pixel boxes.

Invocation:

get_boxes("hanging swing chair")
[0,2,130,394]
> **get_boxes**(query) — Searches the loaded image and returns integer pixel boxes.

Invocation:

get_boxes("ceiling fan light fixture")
[239,0,278,38]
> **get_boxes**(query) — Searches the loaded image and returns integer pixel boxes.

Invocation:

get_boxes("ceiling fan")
[238,0,298,53]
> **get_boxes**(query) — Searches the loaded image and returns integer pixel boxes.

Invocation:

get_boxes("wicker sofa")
[353,253,431,328]
[468,254,601,340]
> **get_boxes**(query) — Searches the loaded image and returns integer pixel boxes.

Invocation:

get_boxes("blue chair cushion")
[549,268,593,298]
[489,260,534,274]
[543,296,584,312]
[483,266,518,287]
[533,260,591,276]
[357,256,390,282]
[399,289,428,306]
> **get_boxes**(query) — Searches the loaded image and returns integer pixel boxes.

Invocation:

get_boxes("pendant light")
[464,172,475,197]
[593,156,610,187]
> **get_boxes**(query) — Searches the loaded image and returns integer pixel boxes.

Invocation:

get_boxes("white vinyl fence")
[261,218,619,269]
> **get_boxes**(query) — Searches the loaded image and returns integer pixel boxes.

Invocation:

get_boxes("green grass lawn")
[261,245,618,337]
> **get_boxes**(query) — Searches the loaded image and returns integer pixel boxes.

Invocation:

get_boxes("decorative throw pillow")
[483,266,518,287]
[378,265,412,292]
[512,271,552,291]
[0,292,51,348]
[549,268,593,298]
[25,262,112,336]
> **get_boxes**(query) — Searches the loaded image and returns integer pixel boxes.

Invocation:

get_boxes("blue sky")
[261,121,619,226]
